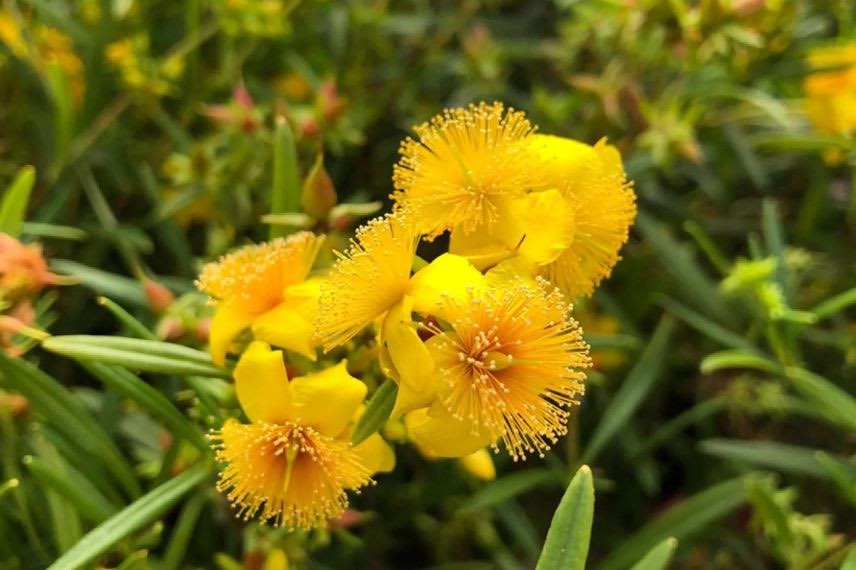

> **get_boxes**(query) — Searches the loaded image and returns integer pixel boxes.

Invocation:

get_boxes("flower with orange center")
[196,231,323,365]
[392,102,539,239]
[211,342,394,529]
[315,214,418,351]
[407,275,590,460]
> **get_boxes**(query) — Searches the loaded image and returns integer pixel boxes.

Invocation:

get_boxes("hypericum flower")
[212,342,394,529]
[315,214,418,351]
[409,276,590,460]
[196,232,323,365]
[392,102,539,239]
[450,135,636,298]
[804,43,856,161]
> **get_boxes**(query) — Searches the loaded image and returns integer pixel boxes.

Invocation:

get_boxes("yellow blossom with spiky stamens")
[450,135,636,298]
[408,275,590,461]
[211,342,394,529]
[803,43,856,163]
[315,214,418,351]
[196,231,324,364]
[392,102,539,239]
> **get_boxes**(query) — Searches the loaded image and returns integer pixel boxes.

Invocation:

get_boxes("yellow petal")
[381,299,435,416]
[525,134,599,187]
[409,253,485,319]
[233,341,292,423]
[494,190,576,265]
[405,405,495,458]
[449,227,513,271]
[252,303,317,361]
[458,448,496,480]
[262,549,289,570]
[209,304,254,366]
[288,361,367,437]
[352,433,396,474]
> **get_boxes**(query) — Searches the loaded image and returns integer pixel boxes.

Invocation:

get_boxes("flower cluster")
[196,101,636,530]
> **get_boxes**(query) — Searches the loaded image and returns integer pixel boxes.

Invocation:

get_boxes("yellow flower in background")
[451,135,636,298]
[804,43,856,156]
[392,102,539,239]
[212,342,394,529]
[315,214,418,351]
[196,232,323,365]
[406,275,590,460]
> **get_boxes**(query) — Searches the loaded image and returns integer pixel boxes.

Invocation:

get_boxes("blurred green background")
[1,1,854,569]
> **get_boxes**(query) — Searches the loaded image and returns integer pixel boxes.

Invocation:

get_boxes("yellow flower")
[196,232,323,365]
[450,135,636,298]
[407,275,590,460]
[458,448,496,480]
[392,102,538,239]
[804,43,856,152]
[211,342,394,529]
[315,214,418,351]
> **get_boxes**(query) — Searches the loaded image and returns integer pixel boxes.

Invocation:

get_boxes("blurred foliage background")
[0,0,855,568]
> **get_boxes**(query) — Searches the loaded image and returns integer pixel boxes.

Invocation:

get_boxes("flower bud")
[144,279,175,313]
[301,154,337,219]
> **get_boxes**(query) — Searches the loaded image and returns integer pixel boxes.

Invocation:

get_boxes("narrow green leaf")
[24,455,118,525]
[658,297,756,352]
[761,200,790,302]
[597,477,749,570]
[0,166,36,237]
[42,336,229,379]
[784,367,856,432]
[20,222,87,241]
[699,439,855,480]
[630,538,678,570]
[47,463,210,570]
[51,259,148,307]
[351,380,398,445]
[46,61,75,177]
[270,116,300,238]
[636,212,732,324]
[840,543,856,570]
[816,452,856,506]
[115,550,149,570]
[29,442,83,554]
[632,397,726,458]
[0,353,141,498]
[162,490,207,570]
[82,362,209,451]
[582,317,675,464]
[699,349,779,375]
[98,298,157,340]
[463,469,563,512]
[536,465,595,570]
[811,287,856,320]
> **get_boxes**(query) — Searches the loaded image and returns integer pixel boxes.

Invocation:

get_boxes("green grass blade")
[761,199,790,302]
[51,259,148,307]
[699,349,779,375]
[811,287,856,320]
[0,165,36,238]
[630,537,678,570]
[82,362,210,452]
[24,455,118,525]
[97,298,157,340]
[582,317,675,464]
[597,477,749,570]
[47,463,210,570]
[161,490,208,570]
[270,116,300,238]
[463,469,563,512]
[658,296,757,352]
[784,367,856,432]
[0,353,141,498]
[699,439,855,480]
[535,465,594,570]
[351,380,398,445]
[636,212,733,325]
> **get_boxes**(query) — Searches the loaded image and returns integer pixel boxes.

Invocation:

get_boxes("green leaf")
[840,543,856,570]
[463,469,563,512]
[24,455,118,525]
[81,362,210,451]
[630,538,678,570]
[536,465,595,570]
[20,222,87,241]
[97,297,157,340]
[47,463,210,570]
[699,439,855,480]
[636,212,733,325]
[582,317,675,464]
[761,200,790,302]
[351,380,398,445]
[51,259,148,307]
[42,335,230,379]
[46,61,75,177]
[699,349,779,375]
[162,490,207,570]
[811,287,856,320]
[784,367,856,432]
[597,477,749,570]
[270,116,300,238]
[658,296,757,352]
[0,352,140,498]
[0,165,36,237]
